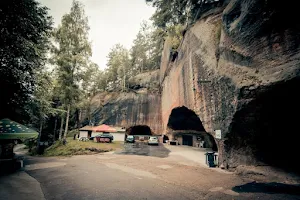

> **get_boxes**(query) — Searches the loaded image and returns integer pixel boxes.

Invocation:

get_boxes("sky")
[38,0,155,69]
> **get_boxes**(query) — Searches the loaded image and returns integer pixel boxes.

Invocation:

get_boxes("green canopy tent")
[0,118,38,140]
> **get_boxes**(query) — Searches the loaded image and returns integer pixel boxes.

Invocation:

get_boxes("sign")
[215,130,222,139]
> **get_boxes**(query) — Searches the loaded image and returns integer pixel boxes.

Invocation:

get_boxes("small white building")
[79,125,126,141]
[79,126,96,138]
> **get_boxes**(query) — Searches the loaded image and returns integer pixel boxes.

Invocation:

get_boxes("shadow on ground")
[232,181,300,195]
[115,142,170,158]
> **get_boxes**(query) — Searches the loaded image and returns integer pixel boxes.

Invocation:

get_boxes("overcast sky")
[38,0,155,69]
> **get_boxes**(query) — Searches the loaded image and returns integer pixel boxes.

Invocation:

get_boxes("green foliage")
[106,44,131,91]
[52,0,93,136]
[27,71,54,122]
[98,21,166,92]
[130,21,164,73]
[166,24,184,50]
[0,0,53,121]
[149,27,166,67]
[52,0,91,105]
[146,0,224,28]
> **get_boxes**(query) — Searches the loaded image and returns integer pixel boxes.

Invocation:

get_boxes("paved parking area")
[165,145,214,167]
[115,142,214,167]
[115,142,170,158]
[1,144,300,200]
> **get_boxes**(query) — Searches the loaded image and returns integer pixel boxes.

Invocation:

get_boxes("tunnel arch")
[225,78,300,173]
[167,106,218,151]
[126,125,152,136]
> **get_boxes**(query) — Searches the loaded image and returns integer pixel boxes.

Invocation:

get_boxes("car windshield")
[128,136,134,139]
[150,137,157,140]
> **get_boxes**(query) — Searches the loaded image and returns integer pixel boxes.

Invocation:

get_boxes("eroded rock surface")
[161,0,300,170]
[85,70,163,134]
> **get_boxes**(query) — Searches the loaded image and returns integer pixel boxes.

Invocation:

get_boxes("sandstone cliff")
[87,70,163,134]
[161,0,300,170]
[87,0,300,172]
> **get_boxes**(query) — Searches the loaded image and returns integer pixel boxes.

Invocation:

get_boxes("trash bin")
[205,152,215,167]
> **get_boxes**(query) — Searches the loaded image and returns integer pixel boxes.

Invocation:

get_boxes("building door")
[88,131,92,138]
[182,135,193,146]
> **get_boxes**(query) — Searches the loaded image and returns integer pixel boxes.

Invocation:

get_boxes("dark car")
[125,135,135,143]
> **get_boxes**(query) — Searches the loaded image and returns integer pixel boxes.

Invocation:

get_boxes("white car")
[148,136,159,145]
[78,137,89,142]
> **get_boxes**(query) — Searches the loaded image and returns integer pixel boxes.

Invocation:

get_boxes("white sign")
[215,130,222,139]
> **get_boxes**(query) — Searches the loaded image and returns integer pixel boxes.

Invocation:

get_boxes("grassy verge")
[43,138,123,156]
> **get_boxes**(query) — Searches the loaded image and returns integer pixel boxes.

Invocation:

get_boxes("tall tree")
[131,21,165,72]
[0,0,52,121]
[131,31,148,73]
[106,44,130,91]
[52,0,92,139]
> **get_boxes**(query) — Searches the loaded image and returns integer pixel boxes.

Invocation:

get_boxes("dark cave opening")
[227,78,300,173]
[167,106,218,150]
[167,106,206,131]
[126,125,152,136]
[163,135,169,143]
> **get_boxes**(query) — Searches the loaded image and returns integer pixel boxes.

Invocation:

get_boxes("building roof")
[79,126,95,131]
[93,124,117,132]
[114,127,126,132]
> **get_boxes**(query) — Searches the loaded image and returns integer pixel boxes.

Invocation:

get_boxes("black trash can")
[205,152,215,167]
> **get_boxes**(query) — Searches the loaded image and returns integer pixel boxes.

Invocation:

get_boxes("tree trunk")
[123,66,126,92]
[59,117,64,140]
[37,120,43,154]
[53,117,57,141]
[63,104,71,139]
[78,109,82,127]
[38,120,43,142]
[39,121,43,139]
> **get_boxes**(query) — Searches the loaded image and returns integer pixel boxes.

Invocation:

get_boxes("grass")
[43,137,123,156]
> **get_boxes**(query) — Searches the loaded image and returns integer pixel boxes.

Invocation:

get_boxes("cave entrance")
[163,135,169,143]
[226,78,300,173]
[126,125,152,135]
[167,106,218,151]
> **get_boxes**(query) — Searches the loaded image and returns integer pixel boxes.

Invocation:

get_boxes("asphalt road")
[2,144,300,200]
[115,142,170,158]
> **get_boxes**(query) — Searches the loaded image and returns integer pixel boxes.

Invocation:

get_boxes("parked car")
[78,137,89,142]
[125,135,135,143]
[89,134,101,140]
[148,136,159,145]
[95,133,114,143]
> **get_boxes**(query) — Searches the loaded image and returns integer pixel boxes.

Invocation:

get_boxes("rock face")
[87,70,163,134]
[88,0,300,171]
[161,0,300,171]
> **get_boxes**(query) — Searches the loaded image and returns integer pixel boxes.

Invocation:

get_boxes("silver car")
[148,136,159,145]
